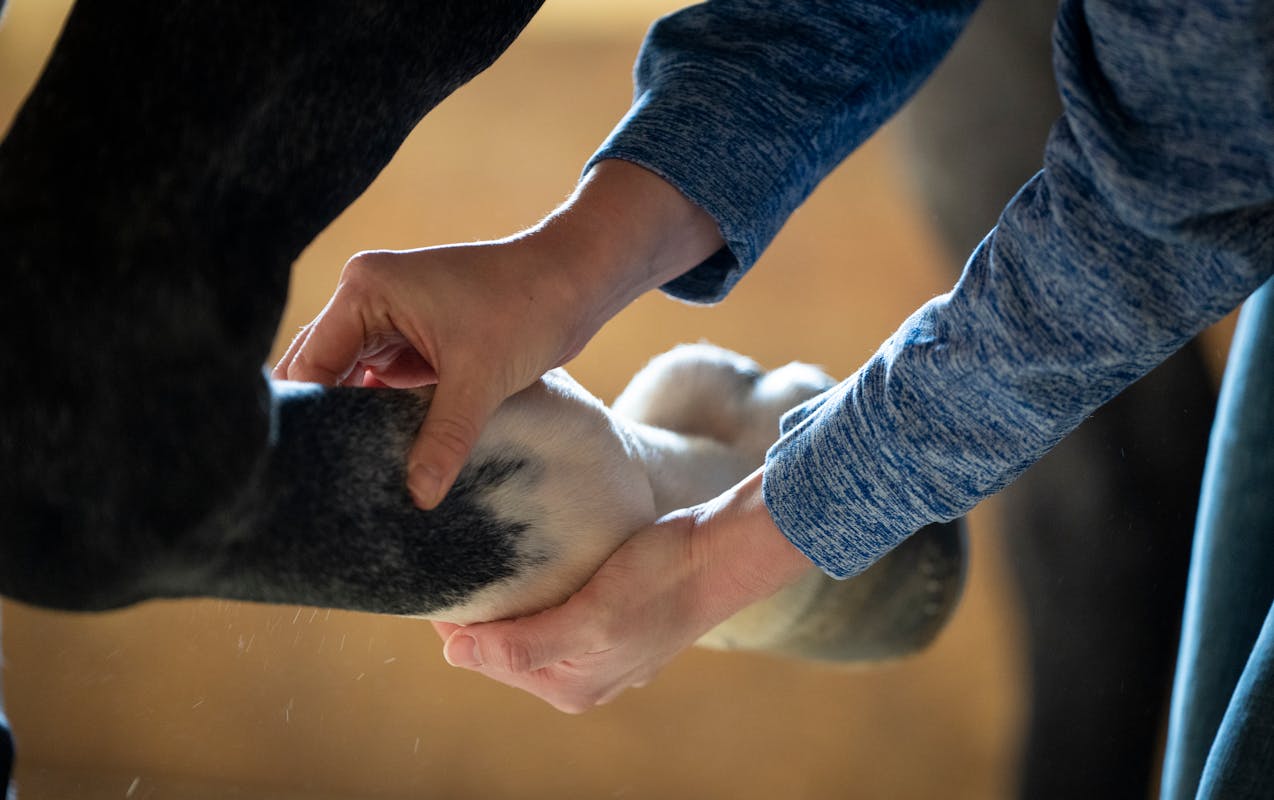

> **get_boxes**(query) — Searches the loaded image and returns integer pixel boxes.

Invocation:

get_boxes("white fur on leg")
[414,369,657,625]
[425,343,839,655]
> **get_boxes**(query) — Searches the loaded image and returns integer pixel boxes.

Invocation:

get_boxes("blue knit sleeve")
[763,0,1274,578]
[586,0,979,303]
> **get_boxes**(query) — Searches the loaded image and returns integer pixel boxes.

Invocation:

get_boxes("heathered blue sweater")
[589,0,1274,578]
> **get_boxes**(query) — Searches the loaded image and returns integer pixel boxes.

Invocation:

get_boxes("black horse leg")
[0,6,545,797]
[0,0,543,611]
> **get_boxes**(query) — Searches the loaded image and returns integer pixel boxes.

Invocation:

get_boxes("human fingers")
[437,519,705,712]
[360,342,438,388]
[441,604,637,714]
[441,595,599,676]
[460,659,644,715]
[272,325,310,380]
[431,621,462,643]
[440,609,664,714]
[275,323,368,386]
[277,292,370,386]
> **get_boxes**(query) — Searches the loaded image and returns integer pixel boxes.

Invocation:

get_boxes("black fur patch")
[210,385,537,616]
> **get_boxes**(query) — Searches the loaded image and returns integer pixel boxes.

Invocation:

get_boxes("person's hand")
[273,238,589,508]
[274,160,724,509]
[433,469,815,713]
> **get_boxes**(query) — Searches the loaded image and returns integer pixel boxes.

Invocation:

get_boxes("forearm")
[508,1,986,345]
[689,469,816,623]
[765,0,1274,578]
[590,0,980,302]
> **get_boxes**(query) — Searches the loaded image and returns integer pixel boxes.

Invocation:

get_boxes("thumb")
[407,375,503,510]
[443,602,590,674]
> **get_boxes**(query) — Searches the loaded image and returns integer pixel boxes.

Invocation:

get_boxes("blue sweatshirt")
[588,0,1274,577]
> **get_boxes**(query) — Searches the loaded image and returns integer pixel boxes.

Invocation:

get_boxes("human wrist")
[521,159,725,348]
[690,469,817,624]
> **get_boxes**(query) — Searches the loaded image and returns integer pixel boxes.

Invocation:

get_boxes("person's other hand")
[274,160,725,509]
[433,469,814,713]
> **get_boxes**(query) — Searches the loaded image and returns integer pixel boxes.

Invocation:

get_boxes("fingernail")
[409,465,442,510]
[444,634,482,668]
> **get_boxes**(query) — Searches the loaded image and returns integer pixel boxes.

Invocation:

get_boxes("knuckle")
[290,349,343,385]
[492,637,536,674]
[342,249,391,278]
[339,251,397,300]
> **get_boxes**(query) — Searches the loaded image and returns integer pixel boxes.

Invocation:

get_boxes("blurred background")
[3,2,1232,798]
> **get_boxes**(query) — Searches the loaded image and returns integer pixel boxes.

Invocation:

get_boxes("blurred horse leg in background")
[897,1,1215,796]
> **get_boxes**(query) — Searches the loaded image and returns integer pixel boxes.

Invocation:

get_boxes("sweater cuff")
[761,380,905,580]
[581,144,749,302]
[585,88,787,304]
